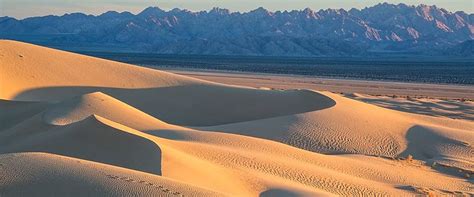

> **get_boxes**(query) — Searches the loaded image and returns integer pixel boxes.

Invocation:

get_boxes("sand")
[1,40,473,196]
[163,69,474,121]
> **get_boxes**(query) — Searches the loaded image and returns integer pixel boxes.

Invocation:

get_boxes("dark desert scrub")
[81,52,474,85]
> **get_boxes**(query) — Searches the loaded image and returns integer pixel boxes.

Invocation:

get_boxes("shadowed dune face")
[1,115,163,175]
[401,125,473,162]
[41,91,181,131]
[13,86,336,126]
[0,99,50,130]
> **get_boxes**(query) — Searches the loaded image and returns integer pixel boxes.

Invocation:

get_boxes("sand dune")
[0,40,207,100]
[0,99,49,130]
[1,40,473,196]
[2,114,163,175]
[1,40,335,126]
[42,92,180,130]
[202,92,474,167]
[0,152,222,196]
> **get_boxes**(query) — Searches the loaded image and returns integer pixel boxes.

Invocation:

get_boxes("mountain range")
[1,3,473,57]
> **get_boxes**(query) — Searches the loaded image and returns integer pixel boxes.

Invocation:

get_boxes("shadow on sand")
[13,85,336,126]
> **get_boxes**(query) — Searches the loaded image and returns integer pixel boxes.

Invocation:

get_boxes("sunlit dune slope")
[1,40,473,196]
[201,91,474,171]
[0,40,206,100]
[0,152,223,197]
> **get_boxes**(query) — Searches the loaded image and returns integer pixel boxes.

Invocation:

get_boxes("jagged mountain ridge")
[1,3,472,56]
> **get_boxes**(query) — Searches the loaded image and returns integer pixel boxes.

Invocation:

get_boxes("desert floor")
[1,40,473,196]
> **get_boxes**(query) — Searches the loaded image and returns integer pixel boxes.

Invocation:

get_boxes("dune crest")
[42,91,181,131]
[1,40,473,196]
[2,114,163,175]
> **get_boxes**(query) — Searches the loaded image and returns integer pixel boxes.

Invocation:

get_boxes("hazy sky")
[1,0,473,19]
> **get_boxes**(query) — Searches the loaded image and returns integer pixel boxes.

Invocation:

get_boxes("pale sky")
[1,0,473,19]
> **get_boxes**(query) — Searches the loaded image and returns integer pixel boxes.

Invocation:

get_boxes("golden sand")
[1,40,472,196]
